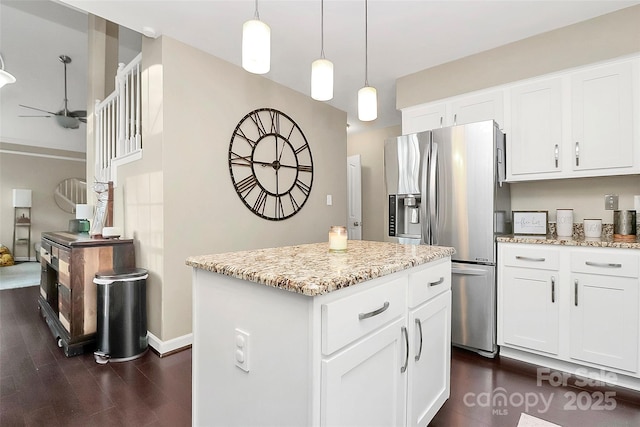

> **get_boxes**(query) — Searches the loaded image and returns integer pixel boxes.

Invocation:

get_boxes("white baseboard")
[148,331,193,356]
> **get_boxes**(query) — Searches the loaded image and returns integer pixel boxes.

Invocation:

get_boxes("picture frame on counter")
[512,210,548,235]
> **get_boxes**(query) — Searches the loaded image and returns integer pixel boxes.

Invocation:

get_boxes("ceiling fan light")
[358,86,377,121]
[55,114,79,129]
[0,69,16,88]
[311,58,333,101]
[242,19,270,74]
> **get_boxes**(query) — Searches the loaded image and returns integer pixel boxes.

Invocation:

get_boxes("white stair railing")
[95,53,142,183]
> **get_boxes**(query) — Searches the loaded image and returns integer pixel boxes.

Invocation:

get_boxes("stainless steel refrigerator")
[384,120,510,357]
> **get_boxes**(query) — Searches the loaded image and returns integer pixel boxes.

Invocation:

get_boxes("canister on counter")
[613,210,636,242]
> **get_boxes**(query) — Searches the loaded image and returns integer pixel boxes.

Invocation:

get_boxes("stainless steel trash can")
[93,268,148,364]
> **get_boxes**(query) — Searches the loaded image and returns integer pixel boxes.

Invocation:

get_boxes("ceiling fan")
[19,54,87,129]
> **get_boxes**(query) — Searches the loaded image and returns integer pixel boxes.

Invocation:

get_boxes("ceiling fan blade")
[19,115,52,118]
[78,117,87,123]
[19,104,57,115]
[69,110,87,118]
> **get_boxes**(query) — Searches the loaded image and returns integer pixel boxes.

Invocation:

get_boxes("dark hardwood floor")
[2,284,640,426]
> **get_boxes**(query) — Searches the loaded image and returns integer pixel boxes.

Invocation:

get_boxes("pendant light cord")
[254,0,260,19]
[0,54,5,71]
[320,0,325,59]
[364,0,369,86]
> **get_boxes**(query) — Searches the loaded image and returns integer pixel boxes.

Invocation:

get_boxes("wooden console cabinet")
[38,231,135,356]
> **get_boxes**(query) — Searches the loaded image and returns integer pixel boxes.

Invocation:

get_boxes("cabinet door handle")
[585,261,622,268]
[401,326,409,373]
[554,144,559,168]
[429,277,445,287]
[439,116,443,128]
[574,279,578,306]
[415,319,423,362]
[551,276,555,303]
[575,142,580,167]
[453,114,457,126]
[515,255,546,262]
[358,301,390,320]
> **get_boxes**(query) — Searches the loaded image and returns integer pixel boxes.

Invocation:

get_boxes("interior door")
[347,154,362,240]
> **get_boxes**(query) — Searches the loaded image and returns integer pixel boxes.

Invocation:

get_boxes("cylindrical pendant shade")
[242,19,270,74]
[358,86,377,121]
[311,58,334,101]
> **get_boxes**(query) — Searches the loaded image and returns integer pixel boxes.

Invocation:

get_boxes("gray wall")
[0,143,86,258]
[94,35,348,342]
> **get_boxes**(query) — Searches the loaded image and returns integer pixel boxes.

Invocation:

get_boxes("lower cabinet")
[192,257,452,426]
[569,251,639,373]
[322,317,407,427]
[407,291,451,427]
[498,243,640,383]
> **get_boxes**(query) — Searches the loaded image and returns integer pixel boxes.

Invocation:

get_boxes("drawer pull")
[358,301,390,320]
[574,279,579,307]
[551,276,555,303]
[585,261,622,268]
[516,256,545,262]
[429,277,445,287]
[415,319,423,362]
[401,326,409,373]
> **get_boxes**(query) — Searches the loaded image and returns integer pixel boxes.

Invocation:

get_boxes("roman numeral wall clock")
[228,108,314,220]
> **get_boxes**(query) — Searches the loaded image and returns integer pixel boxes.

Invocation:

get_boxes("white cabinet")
[322,258,452,427]
[402,103,447,134]
[506,58,639,181]
[449,90,504,128]
[498,243,640,388]
[192,256,452,426]
[569,250,639,372]
[571,61,635,173]
[322,317,407,427]
[402,90,503,135]
[508,78,563,177]
[407,291,451,427]
[499,245,560,355]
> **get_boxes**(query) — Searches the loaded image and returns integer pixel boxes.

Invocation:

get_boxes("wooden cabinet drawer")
[322,276,406,355]
[501,245,559,270]
[571,250,639,278]
[408,259,451,308]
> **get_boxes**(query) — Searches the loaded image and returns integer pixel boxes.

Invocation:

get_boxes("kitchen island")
[186,240,455,426]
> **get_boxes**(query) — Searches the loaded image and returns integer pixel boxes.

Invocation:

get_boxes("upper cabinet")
[571,62,635,173]
[508,77,563,177]
[402,91,503,135]
[402,56,640,182]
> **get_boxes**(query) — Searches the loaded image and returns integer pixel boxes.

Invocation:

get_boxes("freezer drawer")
[451,263,496,356]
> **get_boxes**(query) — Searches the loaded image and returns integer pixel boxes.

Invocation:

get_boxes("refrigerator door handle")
[420,140,430,244]
[429,143,438,245]
[452,267,490,276]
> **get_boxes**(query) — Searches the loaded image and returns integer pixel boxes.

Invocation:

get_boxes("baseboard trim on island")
[148,331,193,357]
[500,346,640,392]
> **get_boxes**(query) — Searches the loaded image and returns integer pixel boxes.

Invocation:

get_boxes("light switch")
[326,194,333,206]
[235,328,250,372]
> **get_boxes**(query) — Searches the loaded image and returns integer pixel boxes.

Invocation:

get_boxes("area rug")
[518,413,561,427]
[0,262,40,290]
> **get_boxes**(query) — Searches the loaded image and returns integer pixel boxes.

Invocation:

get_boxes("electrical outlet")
[604,194,618,210]
[235,328,250,372]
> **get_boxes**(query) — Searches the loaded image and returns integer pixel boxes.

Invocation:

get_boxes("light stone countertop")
[497,235,640,249]
[186,240,455,296]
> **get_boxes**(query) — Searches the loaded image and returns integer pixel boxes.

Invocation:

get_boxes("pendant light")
[311,0,333,101]
[358,0,377,121]
[0,53,16,88]
[242,0,270,74]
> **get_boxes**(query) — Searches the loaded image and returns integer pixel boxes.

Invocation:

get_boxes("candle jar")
[328,226,348,252]
[556,209,574,237]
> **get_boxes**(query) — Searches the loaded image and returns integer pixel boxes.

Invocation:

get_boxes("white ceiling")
[2,1,638,152]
